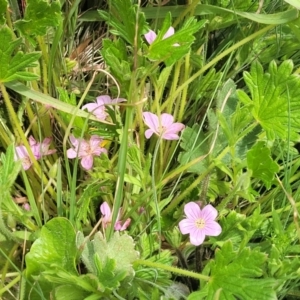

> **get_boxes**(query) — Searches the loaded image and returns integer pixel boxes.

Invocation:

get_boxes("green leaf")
[237,60,300,140]
[98,0,146,45]
[92,231,139,279]
[188,240,276,300]
[178,124,209,173]
[141,4,298,25]
[54,285,90,300]
[26,217,78,278]
[93,254,125,291]
[0,0,7,24]
[284,0,300,9]
[5,81,111,124]
[101,39,132,83]
[15,0,61,37]
[212,208,264,249]
[0,26,40,82]
[57,88,85,134]
[0,144,24,241]
[247,141,279,189]
[148,17,207,66]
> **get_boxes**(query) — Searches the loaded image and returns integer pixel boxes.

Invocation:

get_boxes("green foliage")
[178,124,209,173]
[98,0,146,46]
[0,144,23,240]
[77,231,139,283]
[212,209,264,250]
[101,38,132,84]
[0,26,40,82]
[188,241,276,300]
[0,0,6,24]
[147,15,207,66]
[15,0,61,37]
[26,217,78,278]
[237,60,300,141]
[247,141,279,189]
[57,88,85,134]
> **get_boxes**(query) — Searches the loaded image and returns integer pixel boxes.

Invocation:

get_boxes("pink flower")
[23,203,31,211]
[179,203,222,246]
[67,135,107,170]
[143,112,185,140]
[15,136,56,170]
[144,26,176,45]
[100,202,131,231]
[82,95,126,121]
[15,145,32,170]
[29,136,56,159]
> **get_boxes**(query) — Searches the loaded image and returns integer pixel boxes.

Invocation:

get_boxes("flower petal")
[100,202,111,219]
[201,204,218,221]
[15,145,28,160]
[189,228,206,246]
[111,98,126,104]
[144,30,157,44]
[28,136,37,146]
[145,129,155,139]
[143,112,159,133]
[204,221,222,236]
[164,123,185,134]
[66,148,77,159]
[89,135,102,148]
[115,218,131,231]
[160,113,174,127]
[81,155,93,170]
[183,202,201,220]
[162,133,180,140]
[163,26,175,39]
[96,95,112,105]
[69,135,79,147]
[82,103,99,112]
[178,219,195,234]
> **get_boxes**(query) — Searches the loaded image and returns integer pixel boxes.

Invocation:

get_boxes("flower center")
[195,218,205,229]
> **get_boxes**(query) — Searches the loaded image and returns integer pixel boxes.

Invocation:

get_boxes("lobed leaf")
[147,17,207,66]
[237,60,300,140]
[15,0,61,37]
[247,142,279,189]
[188,240,276,299]
[0,26,40,82]
[98,0,146,46]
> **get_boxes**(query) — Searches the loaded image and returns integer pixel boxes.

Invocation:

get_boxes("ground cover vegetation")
[0,0,300,299]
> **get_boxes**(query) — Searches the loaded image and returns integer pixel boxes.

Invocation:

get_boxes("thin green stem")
[134,259,210,281]
[108,106,134,240]
[164,24,274,105]
[152,139,162,251]
[0,274,21,295]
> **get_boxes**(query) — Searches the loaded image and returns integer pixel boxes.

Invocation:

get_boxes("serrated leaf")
[0,26,40,82]
[237,60,300,140]
[93,231,139,278]
[98,0,146,45]
[25,217,78,278]
[247,141,279,189]
[93,254,125,291]
[15,0,61,37]
[188,240,276,300]
[148,17,207,66]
